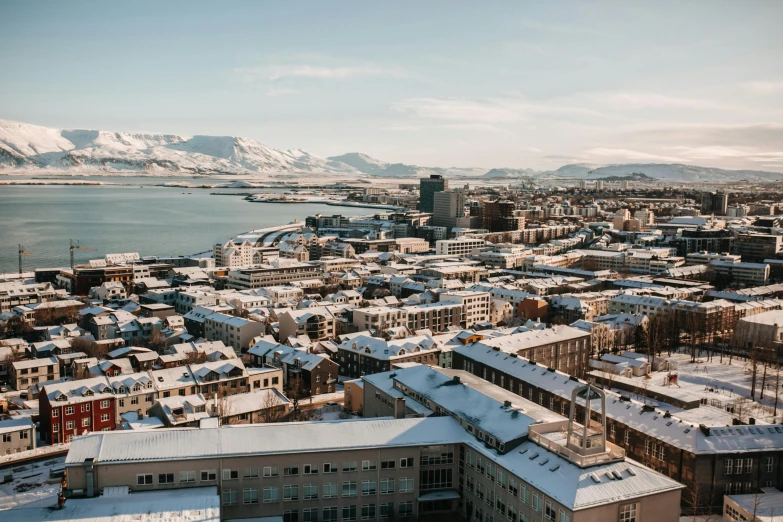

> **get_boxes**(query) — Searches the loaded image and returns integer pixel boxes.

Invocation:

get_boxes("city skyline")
[1,1,782,172]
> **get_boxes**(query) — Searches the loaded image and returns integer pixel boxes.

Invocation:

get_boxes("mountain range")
[1,119,780,182]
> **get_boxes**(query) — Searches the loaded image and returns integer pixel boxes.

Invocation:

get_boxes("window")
[303,507,318,522]
[725,460,734,475]
[65,407,74,415]
[100,400,109,409]
[400,457,414,468]
[559,510,570,522]
[532,493,541,513]
[201,470,217,481]
[263,486,279,503]
[66,421,75,430]
[624,431,630,445]
[2,434,10,443]
[362,504,376,520]
[745,458,753,473]
[380,503,394,519]
[362,460,377,471]
[399,501,413,517]
[222,489,238,506]
[766,457,774,473]
[343,481,357,497]
[545,501,556,522]
[380,460,395,469]
[508,506,517,521]
[80,418,90,427]
[158,473,174,484]
[399,477,414,493]
[619,503,637,522]
[323,462,337,473]
[53,424,60,433]
[52,409,59,418]
[180,471,195,483]
[343,505,357,521]
[303,464,318,475]
[304,484,318,500]
[323,506,338,522]
[381,478,395,495]
[323,482,337,499]
[283,484,299,501]
[244,467,259,479]
[362,480,376,496]
[264,466,279,477]
[284,466,299,476]
[137,474,153,485]
[243,488,259,504]
[100,414,110,422]
[223,469,239,480]
[343,461,358,472]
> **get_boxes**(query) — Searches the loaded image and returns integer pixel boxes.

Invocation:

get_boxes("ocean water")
[0,182,370,272]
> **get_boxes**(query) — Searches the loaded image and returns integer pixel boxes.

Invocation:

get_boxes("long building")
[63,404,682,521]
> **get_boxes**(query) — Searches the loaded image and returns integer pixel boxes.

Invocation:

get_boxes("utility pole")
[18,244,31,276]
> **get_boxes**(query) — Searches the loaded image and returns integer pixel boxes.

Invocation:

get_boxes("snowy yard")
[604,348,783,424]
[0,456,63,512]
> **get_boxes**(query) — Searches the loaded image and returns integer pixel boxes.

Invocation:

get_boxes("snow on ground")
[0,456,64,511]
[607,347,782,423]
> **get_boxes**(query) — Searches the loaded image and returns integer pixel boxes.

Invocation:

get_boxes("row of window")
[52,415,110,432]
[224,502,413,521]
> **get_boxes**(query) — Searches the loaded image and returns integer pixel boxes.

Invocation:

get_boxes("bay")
[0,183,371,272]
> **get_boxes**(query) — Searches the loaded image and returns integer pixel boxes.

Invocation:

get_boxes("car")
[0,387,8,393]
[20,392,28,400]
[325,401,338,406]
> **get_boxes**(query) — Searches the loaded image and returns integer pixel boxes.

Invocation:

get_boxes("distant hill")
[546,163,782,182]
[483,168,538,179]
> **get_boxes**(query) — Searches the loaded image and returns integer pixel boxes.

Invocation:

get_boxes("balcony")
[528,421,625,468]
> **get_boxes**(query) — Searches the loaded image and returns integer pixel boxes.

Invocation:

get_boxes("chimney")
[137,409,143,420]
[393,397,406,419]
[503,400,512,408]
[452,375,461,384]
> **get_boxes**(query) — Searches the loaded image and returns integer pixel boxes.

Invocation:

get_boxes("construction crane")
[18,244,31,276]
[69,239,95,270]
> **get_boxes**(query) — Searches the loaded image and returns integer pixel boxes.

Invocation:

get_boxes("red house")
[39,377,116,444]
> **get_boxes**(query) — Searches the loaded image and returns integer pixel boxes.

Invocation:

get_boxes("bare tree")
[147,329,166,353]
[286,375,308,417]
[590,324,613,357]
[184,351,209,365]
[261,390,286,424]
[70,337,108,360]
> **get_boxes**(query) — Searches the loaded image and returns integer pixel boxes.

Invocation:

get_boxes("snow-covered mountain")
[483,168,539,179]
[544,163,782,182]
[0,119,359,175]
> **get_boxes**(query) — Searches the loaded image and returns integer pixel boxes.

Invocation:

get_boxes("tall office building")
[419,174,448,213]
[700,192,728,215]
[432,190,470,230]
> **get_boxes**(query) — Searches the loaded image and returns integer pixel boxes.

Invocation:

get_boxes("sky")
[1,1,782,172]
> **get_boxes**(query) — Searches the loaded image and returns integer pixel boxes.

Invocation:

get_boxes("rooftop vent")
[590,474,601,483]
[626,467,637,476]
[503,400,512,408]
[452,376,461,384]
[612,471,623,480]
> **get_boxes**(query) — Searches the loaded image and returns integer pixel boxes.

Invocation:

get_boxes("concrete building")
[351,306,407,333]
[732,233,783,263]
[404,302,463,333]
[0,417,35,455]
[439,290,491,327]
[277,307,338,342]
[62,397,683,521]
[434,237,485,256]
[432,190,470,230]
[203,313,265,352]
[10,356,60,391]
[701,191,728,215]
[337,334,440,378]
[227,260,323,290]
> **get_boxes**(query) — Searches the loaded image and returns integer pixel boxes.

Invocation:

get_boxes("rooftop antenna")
[18,244,31,276]
[70,239,95,270]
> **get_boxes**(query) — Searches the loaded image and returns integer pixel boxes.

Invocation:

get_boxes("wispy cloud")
[235,59,408,84]
[265,87,300,97]
[390,96,605,124]
[584,91,726,110]
[742,81,783,94]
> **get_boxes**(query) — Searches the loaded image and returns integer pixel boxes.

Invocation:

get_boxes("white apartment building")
[213,240,254,268]
[435,238,485,256]
[404,302,463,332]
[710,261,770,286]
[203,312,266,351]
[352,306,408,332]
[228,260,324,290]
[439,290,491,327]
